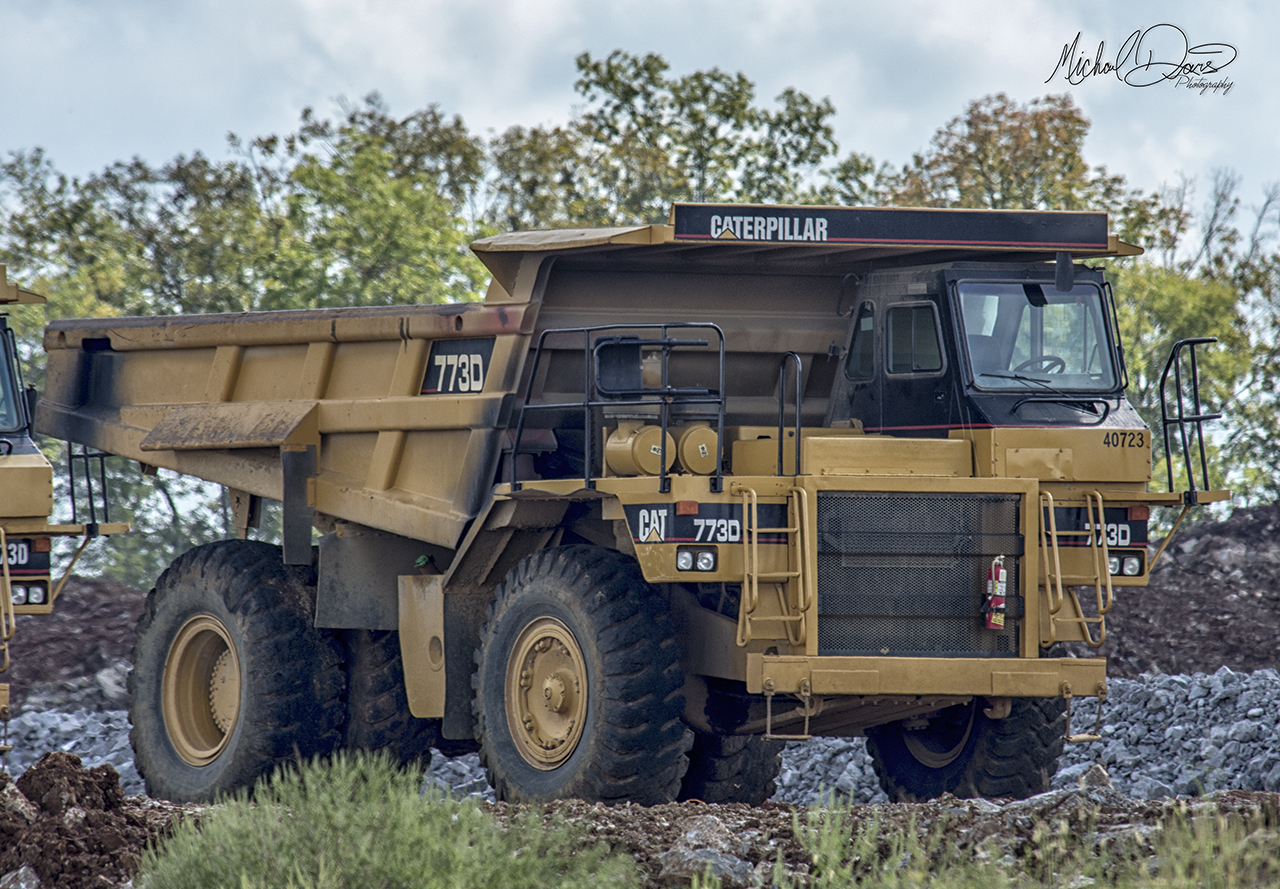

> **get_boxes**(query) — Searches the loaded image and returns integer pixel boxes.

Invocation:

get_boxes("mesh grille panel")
[817,492,1022,657]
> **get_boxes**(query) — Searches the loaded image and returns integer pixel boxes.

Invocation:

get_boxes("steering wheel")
[1013,355,1066,374]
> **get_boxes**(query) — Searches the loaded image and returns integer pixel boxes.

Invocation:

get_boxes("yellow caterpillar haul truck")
[35,205,1225,804]
[0,267,128,743]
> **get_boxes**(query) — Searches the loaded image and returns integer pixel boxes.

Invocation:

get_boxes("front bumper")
[747,653,1107,699]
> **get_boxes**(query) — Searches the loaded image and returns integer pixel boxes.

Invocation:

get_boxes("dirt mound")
[1101,503,1280,678]
[0,752,189,889]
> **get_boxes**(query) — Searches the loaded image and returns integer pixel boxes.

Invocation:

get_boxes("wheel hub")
[505,617,587,770]
[163,615,241,767]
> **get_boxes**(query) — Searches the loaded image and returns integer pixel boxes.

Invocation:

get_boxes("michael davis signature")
[1046,24,1237,88]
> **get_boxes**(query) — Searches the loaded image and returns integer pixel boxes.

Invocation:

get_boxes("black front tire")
[128,541,345,803]
[473,546,691,804]
[866,697,1067,801]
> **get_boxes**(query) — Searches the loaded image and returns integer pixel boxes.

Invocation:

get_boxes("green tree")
[884,93,1132,213]
[1110,263,1247,492]
[488,51,838,228]
[246,94,491,309]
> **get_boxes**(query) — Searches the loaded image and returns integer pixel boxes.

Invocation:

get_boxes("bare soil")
[4,502,1279,887]
[1100,503,1280,678]
[0,752,193,889]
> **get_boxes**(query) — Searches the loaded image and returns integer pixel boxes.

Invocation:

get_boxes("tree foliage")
[488,51,838,229]
[885,93,1130,212]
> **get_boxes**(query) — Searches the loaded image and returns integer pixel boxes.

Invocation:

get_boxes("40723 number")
[1102,430,1145,448]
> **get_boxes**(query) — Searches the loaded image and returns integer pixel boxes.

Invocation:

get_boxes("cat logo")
[637,508,667,543]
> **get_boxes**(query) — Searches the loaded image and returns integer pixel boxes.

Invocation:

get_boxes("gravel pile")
[778,667,1280,804]
[7,667,1280,805]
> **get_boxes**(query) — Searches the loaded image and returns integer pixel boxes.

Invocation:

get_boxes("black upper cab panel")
[826,262,1144,436]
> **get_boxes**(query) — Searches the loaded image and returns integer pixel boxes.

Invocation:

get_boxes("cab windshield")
[957,282,1118,392]
[0,325,24,433]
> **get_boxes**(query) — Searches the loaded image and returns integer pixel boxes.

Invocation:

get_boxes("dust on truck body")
[0,267,127,738]
[36,204,1225,804]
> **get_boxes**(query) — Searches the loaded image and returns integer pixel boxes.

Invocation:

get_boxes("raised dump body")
[37,204,1226,806]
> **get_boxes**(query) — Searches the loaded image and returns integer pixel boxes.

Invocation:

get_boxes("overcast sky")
[1,0,1272,212]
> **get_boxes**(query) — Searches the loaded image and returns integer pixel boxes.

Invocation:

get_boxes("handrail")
[1159,337,1221,503]
[0,527,13,674]
[1038,490,1065,616]
[776,352,803,477]
[510,322,727,494]
[67,444,112,533]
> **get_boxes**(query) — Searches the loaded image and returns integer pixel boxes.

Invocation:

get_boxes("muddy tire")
[678,732,784,804]
[865,697,1067,801]
[128,541,345,803]
[339,629,439,767]
[473,546,691,804]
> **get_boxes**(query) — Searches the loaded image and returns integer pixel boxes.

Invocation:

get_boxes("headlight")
[27,584,46,605]
[1108,556,1121,576]
[10,585,26,606]
[677,547,718,572]
[1122,556,1142,576]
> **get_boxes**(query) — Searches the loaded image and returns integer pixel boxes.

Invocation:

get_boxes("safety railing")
[67,443,113,535]
[511,323,726,494]
[776,352,803,477]
[1159,337,1221,504]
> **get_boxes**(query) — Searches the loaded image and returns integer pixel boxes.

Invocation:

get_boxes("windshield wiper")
[978,371,1062,392]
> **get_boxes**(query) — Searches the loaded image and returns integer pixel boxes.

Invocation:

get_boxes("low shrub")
[140,753,638,889]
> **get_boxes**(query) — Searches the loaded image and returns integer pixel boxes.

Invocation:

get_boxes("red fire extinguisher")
[985,555,1007,630]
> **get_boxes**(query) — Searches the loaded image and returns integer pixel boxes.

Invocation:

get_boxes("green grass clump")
[139,753,638,889]
[785,798,1280,889]
[788,804,1023,889]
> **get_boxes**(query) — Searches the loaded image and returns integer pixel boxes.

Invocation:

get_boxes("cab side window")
[844,303,875,379]
[886,303,943,374]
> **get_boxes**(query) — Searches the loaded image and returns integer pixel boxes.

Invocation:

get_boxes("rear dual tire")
[129,541,345,803]
[865,697,1067,801]
[130,541,437,803]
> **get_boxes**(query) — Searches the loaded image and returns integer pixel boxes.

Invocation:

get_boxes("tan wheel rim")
[162,615,241,767]
[505,617,588,770]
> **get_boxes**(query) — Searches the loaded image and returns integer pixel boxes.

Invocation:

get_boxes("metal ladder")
[0,528,15,755]
[733,484,811,647]
[1039,489,1114,647]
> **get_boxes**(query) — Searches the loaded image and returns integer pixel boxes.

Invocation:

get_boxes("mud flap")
[282,445,315,565]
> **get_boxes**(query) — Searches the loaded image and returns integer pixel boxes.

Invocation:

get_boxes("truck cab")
[831,263,1135,435]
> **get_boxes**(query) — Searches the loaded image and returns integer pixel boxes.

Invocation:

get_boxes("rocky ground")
[3,503,1280,887]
